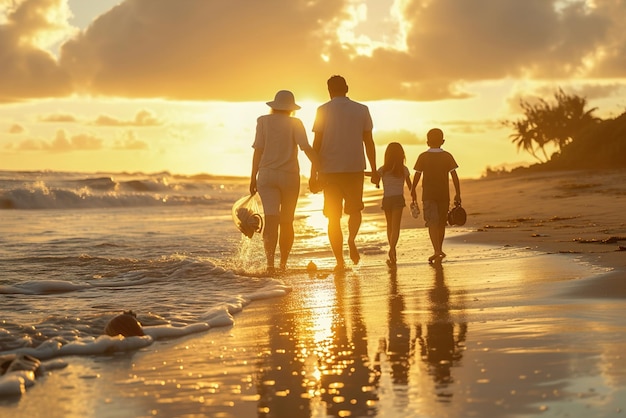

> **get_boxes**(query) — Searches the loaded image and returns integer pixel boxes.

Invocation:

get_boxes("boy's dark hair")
[327,75,348,95]
[427,128,444,147]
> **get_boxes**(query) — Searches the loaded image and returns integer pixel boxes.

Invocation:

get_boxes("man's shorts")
[320,172,364,218]
[423,200,449,227]
[257,169,300,219]
[381,194,406,211]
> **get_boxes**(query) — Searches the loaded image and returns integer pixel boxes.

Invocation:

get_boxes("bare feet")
[387,249,397,267]
[348,240,360,264]
[428,252,446,263]
[333,263,346,273]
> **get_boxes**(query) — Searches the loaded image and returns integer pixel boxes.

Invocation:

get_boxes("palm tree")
[549,89,598,149]
[505,88,598,163]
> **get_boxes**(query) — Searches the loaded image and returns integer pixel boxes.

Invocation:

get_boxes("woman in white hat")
[250,90,318,272]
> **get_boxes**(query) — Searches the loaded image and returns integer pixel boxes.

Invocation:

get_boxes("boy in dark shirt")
[411,128,461,263]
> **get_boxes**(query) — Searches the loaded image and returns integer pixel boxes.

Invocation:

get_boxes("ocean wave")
[0,170,281,398]
[0,170,248,210]
[0,280,287,398]
[0,260,289,353]
[0,187,220,210]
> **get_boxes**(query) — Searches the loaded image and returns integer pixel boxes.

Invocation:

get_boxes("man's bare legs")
[328,212,361,271]
[347,211,361,265]
[328,216,345,271]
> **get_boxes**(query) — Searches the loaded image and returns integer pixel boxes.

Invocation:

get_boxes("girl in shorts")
[376,142,412,267]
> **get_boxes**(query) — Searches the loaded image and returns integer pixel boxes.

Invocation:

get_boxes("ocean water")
[0,170,309,393]
[4,170,626,418]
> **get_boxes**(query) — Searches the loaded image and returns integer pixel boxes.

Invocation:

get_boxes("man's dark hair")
[327,75,348,95]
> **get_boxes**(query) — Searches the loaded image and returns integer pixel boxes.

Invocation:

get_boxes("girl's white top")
[377,166,409,197]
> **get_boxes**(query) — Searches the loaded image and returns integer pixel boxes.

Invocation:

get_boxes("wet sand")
[449,169,626,299]
[4,169,626,418]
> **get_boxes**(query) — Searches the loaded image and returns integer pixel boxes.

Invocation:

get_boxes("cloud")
[504,81,626,114]
[92,109,162,127]
[375,129,424,146]
[134,109,160,126]
[572,83,626,101]
[0,0,74,102]
[67,132,103,150]
[59,0,344,101]
[13,127,150,152]
[339,0,624,100]
[15,138,42,150]
[440,119,506,135]
[16,128,103,151]
[59,0,626,101]
[8,123,25,133]
[39,112,79,122]
[113,130,149,150]
[2,0,626,103]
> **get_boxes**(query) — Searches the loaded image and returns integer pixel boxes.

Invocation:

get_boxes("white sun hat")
[266,90,301,111]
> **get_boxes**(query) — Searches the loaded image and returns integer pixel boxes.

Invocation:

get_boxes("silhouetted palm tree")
[505,88,598,163]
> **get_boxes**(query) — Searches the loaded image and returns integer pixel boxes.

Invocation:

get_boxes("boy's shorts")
[381,195,406,211]
[320,172,364,218]
[423,200,449,227]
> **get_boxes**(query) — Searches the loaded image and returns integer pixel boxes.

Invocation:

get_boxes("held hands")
[309,175,323,194]
[454,194,461,206]
[249,178,257,196]
[370,171,380,189]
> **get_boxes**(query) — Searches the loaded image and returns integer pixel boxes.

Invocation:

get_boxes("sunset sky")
[1,0,625,178]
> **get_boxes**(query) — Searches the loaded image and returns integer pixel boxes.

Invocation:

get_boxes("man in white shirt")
[310,75,379,271]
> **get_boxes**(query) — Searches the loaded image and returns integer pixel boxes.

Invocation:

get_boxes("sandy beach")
[451,169,626,298]
[4,169,626,418]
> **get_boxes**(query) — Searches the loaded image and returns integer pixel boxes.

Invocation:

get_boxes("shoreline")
[4,168,626,418]
[445,169,626,297]
[370,168,626,287]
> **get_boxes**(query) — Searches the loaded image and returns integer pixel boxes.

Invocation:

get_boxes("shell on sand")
[104,311,145,337]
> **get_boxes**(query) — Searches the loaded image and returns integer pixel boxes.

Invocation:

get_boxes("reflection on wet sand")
[257,271,379,417]
[256,263,471,417]
[373,263,468,413]
[319,274,379,416]
[256,309,311,417]
[374,266,415,409]
[418,263,467,402]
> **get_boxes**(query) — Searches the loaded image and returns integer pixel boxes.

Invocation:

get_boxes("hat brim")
[266,101,301,111]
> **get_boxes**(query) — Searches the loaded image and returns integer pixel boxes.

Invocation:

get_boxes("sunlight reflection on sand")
[17,228,621,418]
[6,215,625,417]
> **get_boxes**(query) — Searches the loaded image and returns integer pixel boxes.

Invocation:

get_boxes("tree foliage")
[547,111,626,170]
[505,89,599,163]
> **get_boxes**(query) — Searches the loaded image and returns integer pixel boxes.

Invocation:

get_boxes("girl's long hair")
[381,142,406,178]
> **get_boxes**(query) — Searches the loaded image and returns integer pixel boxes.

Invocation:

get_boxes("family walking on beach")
[249,75,461,272]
